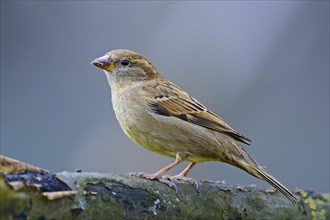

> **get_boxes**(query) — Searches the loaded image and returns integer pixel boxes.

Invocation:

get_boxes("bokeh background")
[1,1,329,193]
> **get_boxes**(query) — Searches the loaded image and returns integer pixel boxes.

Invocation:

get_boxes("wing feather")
[144,79,251,145]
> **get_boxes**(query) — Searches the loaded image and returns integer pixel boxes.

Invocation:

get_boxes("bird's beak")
[91,55,116,72]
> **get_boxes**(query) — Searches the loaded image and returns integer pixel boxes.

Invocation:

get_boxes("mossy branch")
[1,171,329,220]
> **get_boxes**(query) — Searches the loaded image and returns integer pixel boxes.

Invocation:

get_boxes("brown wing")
[144,79,251,145]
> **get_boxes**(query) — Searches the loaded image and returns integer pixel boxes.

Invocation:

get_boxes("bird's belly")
[116,109,223,162]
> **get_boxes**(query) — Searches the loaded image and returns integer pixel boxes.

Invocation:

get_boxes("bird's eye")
[121,59,130,66]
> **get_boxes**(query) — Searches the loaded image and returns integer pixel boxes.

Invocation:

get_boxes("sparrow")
[91,49,297,204]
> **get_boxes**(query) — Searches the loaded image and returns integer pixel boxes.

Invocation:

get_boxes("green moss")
[299,190,329,220]
[0,177,30,218]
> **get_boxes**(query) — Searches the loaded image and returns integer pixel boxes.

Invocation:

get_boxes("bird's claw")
[163,175,200,192]
[127,172,178,192]
[128,172,155,179]
[157,177,178,193]
[127,172,199,193]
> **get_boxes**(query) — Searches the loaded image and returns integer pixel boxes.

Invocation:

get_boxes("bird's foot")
[163,174,200,192]
[128,172,158,179]
[127,172,178,192]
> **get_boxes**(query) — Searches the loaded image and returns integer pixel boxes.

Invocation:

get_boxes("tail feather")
[255,167,297,204]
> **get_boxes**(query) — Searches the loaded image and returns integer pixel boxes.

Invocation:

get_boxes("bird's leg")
[173,162,196,178]
[128,152,185,192]
[148,158,182,179]
[164,162,199,191]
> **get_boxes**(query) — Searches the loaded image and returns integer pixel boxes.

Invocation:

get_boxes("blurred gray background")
[1,1,329,192]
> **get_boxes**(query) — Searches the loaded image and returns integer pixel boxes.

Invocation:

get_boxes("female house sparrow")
[91,49,297,204]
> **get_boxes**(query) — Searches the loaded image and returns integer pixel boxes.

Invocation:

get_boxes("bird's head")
[91,49,160,85]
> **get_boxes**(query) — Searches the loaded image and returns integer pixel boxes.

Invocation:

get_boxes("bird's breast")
[109,86,239,162]
[111,87,151,135]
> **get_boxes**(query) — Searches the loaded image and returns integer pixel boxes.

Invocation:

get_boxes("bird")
[91,49,297,204]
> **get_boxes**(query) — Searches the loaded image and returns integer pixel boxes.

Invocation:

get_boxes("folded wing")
[145,79,251,145]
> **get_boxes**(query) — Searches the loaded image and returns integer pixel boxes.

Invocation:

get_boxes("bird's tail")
[254,166,298,204]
